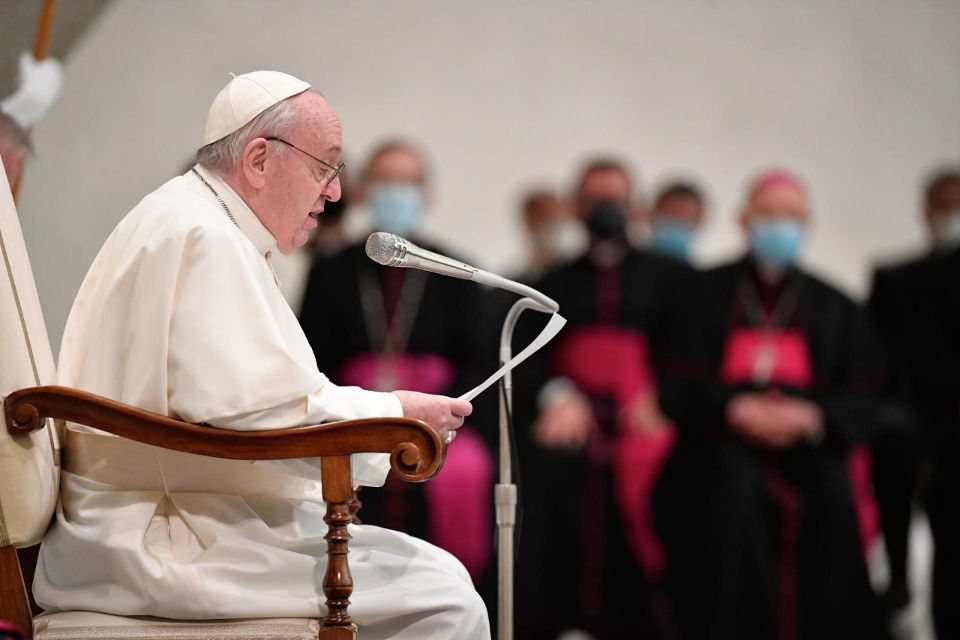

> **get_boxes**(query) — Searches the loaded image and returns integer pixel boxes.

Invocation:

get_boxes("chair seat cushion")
[34,611,320,640]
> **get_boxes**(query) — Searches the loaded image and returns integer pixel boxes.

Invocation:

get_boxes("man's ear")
[739,207,751,231]
[241,138,270,189]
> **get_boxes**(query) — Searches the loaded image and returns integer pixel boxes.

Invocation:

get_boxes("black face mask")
[584,200,628,240]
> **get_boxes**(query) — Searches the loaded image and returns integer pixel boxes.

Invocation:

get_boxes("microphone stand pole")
[365,233,560,639]
[497,296,555,640]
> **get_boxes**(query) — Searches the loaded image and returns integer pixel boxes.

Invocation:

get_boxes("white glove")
[1,52,64,129]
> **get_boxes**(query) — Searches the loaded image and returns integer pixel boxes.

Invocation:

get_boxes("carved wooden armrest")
[5,385,444,481]
[4,385,447,638]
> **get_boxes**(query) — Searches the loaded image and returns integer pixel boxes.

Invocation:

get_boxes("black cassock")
[298,241,496,586]
[870,247,960,639]
[513,248,700,640]
[866,253,928,612]
[654,257,887,640]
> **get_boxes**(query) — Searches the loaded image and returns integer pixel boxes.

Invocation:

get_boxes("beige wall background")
[15,0,960,350]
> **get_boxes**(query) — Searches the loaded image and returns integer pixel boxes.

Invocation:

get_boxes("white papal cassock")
[34,164,490,639]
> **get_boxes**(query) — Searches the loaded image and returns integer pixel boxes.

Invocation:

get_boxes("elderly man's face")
[359,145,428,237]
[575,168,632,218]
[742,183,809,227]
[260,92,343,254]
[365,146,425,187]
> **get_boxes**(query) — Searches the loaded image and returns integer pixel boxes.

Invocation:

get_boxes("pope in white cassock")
[33,71,490,639]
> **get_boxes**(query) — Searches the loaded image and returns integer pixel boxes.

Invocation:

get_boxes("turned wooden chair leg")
[319,455,357,640]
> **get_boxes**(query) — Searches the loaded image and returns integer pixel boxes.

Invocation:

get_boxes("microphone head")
[365,232,407,266]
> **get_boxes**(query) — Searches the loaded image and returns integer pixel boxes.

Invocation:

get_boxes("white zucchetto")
[202,70,310,145]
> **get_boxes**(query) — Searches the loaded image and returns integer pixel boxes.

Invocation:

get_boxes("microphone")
[365,232,559,313]
[365,231,476,279]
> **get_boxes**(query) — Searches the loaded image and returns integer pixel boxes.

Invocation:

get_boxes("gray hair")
[195,95,301,176]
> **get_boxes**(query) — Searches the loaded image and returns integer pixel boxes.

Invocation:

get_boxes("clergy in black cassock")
[868,168,960,639]
[653,170,888,640]
[514,159,701,640]
[298,141,496,588]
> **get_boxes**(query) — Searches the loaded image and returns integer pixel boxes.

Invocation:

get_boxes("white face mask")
[932,209,960,250]
[538,219,586,265]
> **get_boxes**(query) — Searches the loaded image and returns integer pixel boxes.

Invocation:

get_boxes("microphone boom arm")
[471,270,559,314]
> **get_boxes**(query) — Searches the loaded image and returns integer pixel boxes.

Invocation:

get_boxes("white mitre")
[202,70,310,145]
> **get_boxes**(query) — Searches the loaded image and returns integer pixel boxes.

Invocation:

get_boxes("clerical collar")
[589,238,628,267]
[189,164,278,257]
[746,254,797,286]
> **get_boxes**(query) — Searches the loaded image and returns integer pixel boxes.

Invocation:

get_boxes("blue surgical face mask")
[651,218,696,260]
[369,182,424,236]
[749,218,805,267]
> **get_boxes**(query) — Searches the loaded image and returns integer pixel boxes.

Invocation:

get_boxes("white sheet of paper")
[459,312,566,402]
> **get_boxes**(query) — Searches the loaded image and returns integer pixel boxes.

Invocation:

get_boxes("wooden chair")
[0,169,445,640]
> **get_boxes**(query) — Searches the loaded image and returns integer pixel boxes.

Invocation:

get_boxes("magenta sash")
[551,325,655,418]
[720,327,813,388]
[552,326,676,580]
[338,352,455,394]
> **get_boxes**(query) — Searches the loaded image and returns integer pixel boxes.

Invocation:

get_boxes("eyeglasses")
[265,137,345,187]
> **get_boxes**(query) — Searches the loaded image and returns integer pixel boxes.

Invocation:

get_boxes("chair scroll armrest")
[5,385,445,482]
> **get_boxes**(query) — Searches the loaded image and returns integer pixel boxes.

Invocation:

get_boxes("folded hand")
[534,389,595,450]
[726,391,823,448]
